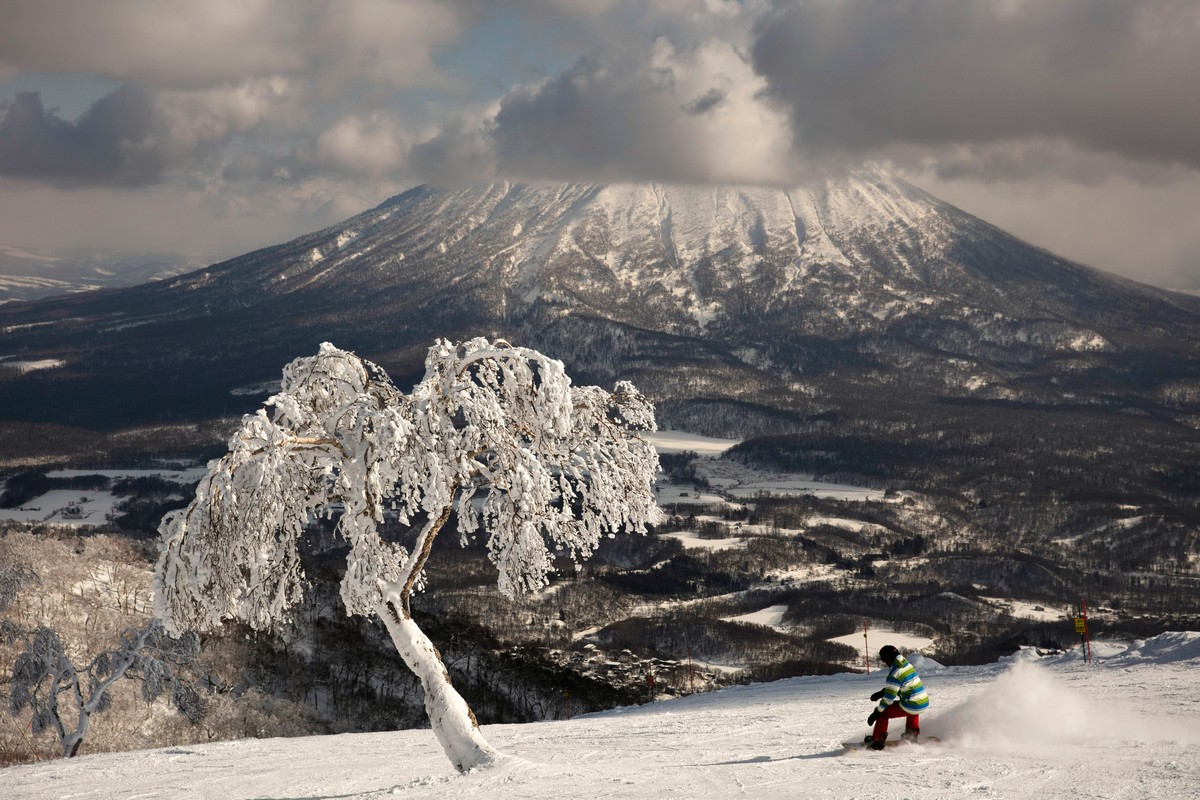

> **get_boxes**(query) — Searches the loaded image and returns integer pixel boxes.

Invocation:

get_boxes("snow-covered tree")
[154,338,663,771]
[9,621,201,758]
[0,560,38,618]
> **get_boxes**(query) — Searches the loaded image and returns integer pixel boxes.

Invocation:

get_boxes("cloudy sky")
[1,0,1198,289]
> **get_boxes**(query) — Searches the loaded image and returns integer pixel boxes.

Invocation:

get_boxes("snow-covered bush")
[1,531,204,763]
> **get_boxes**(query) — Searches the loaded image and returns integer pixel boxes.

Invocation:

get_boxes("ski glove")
[870,691,884,702]
[867,710,881,725]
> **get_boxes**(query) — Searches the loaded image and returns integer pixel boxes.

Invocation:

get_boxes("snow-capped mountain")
[3,169,1199,432]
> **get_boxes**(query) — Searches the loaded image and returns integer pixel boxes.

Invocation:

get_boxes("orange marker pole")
[1080,597,1092,664]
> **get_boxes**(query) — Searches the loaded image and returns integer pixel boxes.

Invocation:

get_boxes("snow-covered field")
[980,597,1072,623]
[648,430,889,505]
[3,633,1198,800]
[697,459,889,501]
[0,358,65,373]
[722,603,789,627]
[0,467,204,525]
[645,431,741,455]
[0,489,120,525]
[44,468,208,482]
[1,430,880,527]
[828,626,935,654]
[659,530,747,551]
[723,478,887,501]
[654,481,731,508]
[716,607,936,665]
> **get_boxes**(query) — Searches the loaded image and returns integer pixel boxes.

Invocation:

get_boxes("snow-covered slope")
[3,632,1197,799]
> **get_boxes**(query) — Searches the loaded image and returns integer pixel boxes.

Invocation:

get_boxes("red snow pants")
[873,703,919,741]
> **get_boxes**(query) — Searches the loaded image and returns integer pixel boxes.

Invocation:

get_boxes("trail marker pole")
[1080,597,1092,664]
[863,620,870,673]
[687,645,695,694]
[1074,599,1092,664]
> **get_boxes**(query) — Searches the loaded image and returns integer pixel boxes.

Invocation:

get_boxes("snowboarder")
[864,644,929,750]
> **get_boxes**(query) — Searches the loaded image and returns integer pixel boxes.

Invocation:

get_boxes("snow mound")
[905,652,945,673]
[1108,631,1200,665]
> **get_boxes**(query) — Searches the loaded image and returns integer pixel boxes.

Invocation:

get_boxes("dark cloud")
[0,1,472,190]
[221,150,289,183]
[751,0,1200,170]
[912,169,1200,290]
[0,87,166,186]
[472,47,793,187]
[409,119,498,188]
[905,140,1190,187]
[0,77,300,188]
[488,57,705,183]
[683,87,727,116]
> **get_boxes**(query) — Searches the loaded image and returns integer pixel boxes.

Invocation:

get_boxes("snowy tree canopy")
[153,338,662,771]
[0,561,39,614]
[155,338,662,634]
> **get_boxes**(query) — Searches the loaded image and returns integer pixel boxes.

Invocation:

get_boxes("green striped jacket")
[876,654,930,714]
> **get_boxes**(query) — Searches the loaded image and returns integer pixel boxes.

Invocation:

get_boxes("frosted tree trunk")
[63,708,88,759]
[377,601,499,772]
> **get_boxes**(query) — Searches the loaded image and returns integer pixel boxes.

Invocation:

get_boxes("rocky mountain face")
[3,170,1200,434]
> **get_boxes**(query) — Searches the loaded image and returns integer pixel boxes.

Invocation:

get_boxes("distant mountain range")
[0,244,204,305]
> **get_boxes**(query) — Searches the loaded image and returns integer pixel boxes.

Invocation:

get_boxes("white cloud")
[310,0,464,92]
[156,79,295,152]
[652,36,795,186]
[0,0,466,187]
[415,12,794,187]
[315,114,410,177]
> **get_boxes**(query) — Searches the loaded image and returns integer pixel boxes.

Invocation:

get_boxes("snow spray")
[933,661,1093,751]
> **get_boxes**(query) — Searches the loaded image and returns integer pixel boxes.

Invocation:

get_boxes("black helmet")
[878,645,900,664]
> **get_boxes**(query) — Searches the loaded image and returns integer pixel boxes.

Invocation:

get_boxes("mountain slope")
[3,170,1200,432]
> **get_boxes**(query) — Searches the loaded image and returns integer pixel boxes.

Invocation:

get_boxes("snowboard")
[841,735,939,752]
